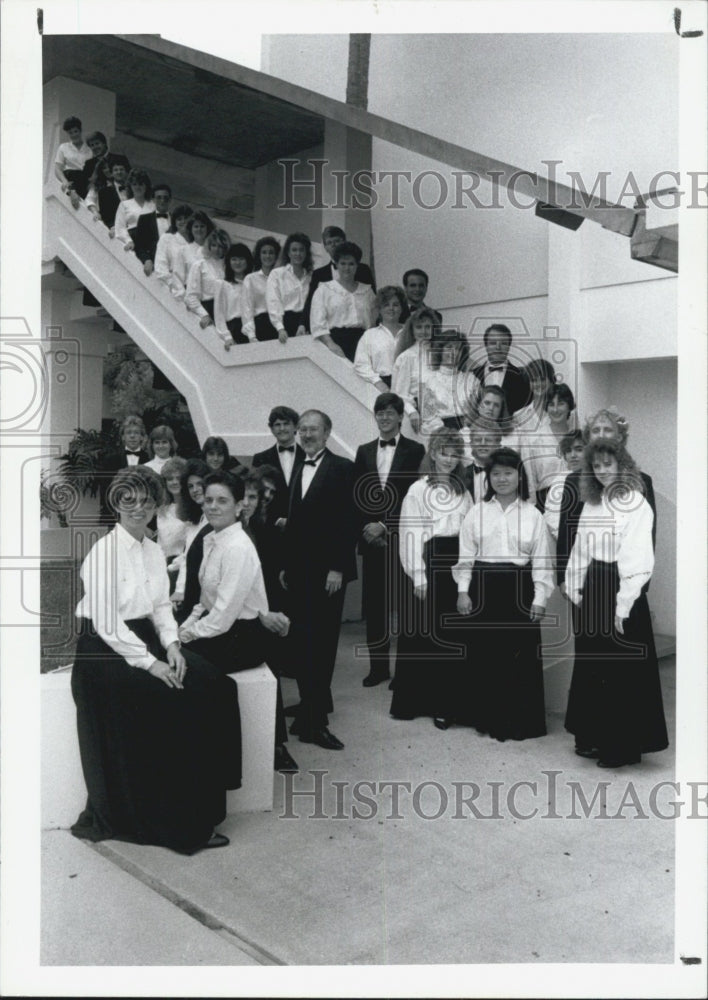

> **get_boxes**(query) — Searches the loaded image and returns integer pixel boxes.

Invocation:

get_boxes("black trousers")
[226,316,249,345]
[283,310,305,337]
[255,312,279,341]
[329,326,365,362]
[360,536,401,677]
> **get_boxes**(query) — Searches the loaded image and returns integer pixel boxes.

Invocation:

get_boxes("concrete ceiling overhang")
[43,34,326,168]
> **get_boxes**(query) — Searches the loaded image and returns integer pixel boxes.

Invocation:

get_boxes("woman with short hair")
[309,241,377,361]
[144,424,179,474]
[186,228,231,329]
[242,236,282,342]
[174,211,215,292]
[70,465,240,853]
[214,243,254,347]
[54,115,92,197]
[154,204,193,299]
[353,284,407,391]
[113,169,155,251]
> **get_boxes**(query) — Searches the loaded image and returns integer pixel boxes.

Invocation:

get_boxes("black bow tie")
[379,438,396,448]
[487,364,505,371]
[125,450,142,456]
[470,463,485,474]
[303,459,319,467]
[278,445,295,453]
[156,212,169,219]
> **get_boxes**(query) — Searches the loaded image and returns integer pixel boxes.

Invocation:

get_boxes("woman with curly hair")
[265,232,314,342]
[390,306,439,434]
[390,427,472,726]
[174,210,215,293]
[186,228,231,329]
[71,465,240,853]
[242,236,281,342]
[564,439,668,768]
[113,169,155,251]
[353,284,407,391]
[214,243,255,347]
[154,204,193,299]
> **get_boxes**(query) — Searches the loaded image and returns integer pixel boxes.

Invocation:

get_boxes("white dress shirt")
[114,199,156,245]
[300,450,326,497]
[398,477,472,587]
[353,324,400,385]
[391,344,431,418]
[514,411,568,500]
[154,232,188,297]
[265,264,311,332]
[376,435,399,486]
[481,360,508,388]
[565,490,654,620]
[75,524,178,669]
[241,270,269,339]
[309,280,377,339]
[156,503,189,559]
[214,278,246,343]
[144,456,168,474]
[453,497,554,608]
[175,242,204,288]
[185,258,225,318]
[55,140,92,172]
[276,445,296,485]
[178,522,268,642]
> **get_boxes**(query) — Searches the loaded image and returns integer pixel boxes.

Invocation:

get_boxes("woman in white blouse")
[418,329,482,435]
[353,285,407,391]
[518,382,577,509]
[156,456,189,589]
[390,307,438,434]
[144,423,179,475]
[564,439,668,768]
[186,228,230,329]
[309,242,377,361]
[265,232,313,343]
[174,211,214,296]
[390,428,473,727]
[153,204,193,300]
[454,447,552,740]
[178,471,297,773]
[71,466,239,853]
[214,243,254,348]
[242,236,281,342]
[113,169,155,252]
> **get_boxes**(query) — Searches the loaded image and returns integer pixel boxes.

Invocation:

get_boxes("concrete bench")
[41,664,276,830]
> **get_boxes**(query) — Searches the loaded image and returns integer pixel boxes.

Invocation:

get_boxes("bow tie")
[470,463,485,474]
[487,364,505,371]
[156,212,169,219]
[125,450,142,456]
[303,459,319,467]
[278,445,295,453]
[379,438,396,448]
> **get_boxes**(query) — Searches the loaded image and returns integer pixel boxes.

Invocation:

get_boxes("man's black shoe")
[299,728,344,750]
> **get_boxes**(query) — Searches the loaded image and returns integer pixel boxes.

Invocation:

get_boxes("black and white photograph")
[0,0,706,996]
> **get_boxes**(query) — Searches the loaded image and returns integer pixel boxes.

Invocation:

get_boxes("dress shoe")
[575,744,600,759]
[203,832,230,849]
[299,728,344,750]
[274,745,299,773]
[433,717,451,731]
[362,671,390,688]
[597,757,641,769]
[284,703,301,717]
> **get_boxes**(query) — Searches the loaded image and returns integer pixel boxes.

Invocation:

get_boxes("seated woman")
[172,458,211,617]
[153,204,193,299]
[265,232,314,342]
[390,307,438,434]
[71,466,239,854]
[454,447,553,741]
[177,471,298,773]
[353,285,407,392]
[174,211,215,298]
[54,115,92,199]
[519,381,577,509]
[564,439,668,768]
[185,228,231,328]
[214,243,254,348]
[113,169,156,252]
[390,428,473,726]
[156,457,189,588]
[201,435,248,477]
[144,423,179,475]
[309,241,377,361]
[242,236,281,342]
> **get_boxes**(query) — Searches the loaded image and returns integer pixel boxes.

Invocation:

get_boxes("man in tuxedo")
[399,268,443,325]
[252,405,305,523]
[134,184,173,277]
[462,418,503,501]
[100,415,150,522]
[472,323,530,415]
[86,159,131,232]
[303,225,375,328]
[80,133,129,191]
[353,393,425,687]
[280,410,357,749]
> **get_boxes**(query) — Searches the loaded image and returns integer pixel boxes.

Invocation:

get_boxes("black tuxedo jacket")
[399,301,443,326]
[96,185,123,229]
[252,442,306,519]
[303,261,376,329]
[472,361,530,415]
[180,523,214,620]
[82,152,131,188]
[284,449,357,584]
[352,435,425,539]
[555,468,657,586]
[461,461,489,503]
[134,212,167,265]
[103,449,150,474]
[99,448,150,521]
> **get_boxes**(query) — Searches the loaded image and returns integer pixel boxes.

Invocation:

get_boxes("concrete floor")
[42,623,676,967]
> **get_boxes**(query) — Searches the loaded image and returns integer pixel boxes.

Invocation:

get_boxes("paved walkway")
[42,623,676,967]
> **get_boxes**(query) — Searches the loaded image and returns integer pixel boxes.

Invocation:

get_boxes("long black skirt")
[254,312,279,341]
[390,536,468,721]
[466,562,547,740]
[565,559,668,762]
[71,618,241,855]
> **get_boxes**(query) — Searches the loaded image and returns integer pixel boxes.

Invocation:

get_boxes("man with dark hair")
[134,184,173,276]
[353,393,425,686]
[85,158,131,232]
[471,324,530,415]
[281,410,357,749]
[252,405,304,521]
[399,268,443,324]
[304,225,375,329]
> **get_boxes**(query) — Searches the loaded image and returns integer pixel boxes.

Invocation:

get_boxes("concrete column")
[322,119,374,269]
